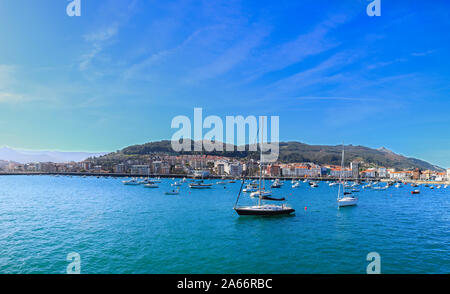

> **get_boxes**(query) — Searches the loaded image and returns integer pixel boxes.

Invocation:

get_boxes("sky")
[0,0,449,167]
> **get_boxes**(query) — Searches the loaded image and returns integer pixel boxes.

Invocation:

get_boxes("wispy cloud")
[411,49,437,57]
[0,65,26,104]
[367,57,407,70]
[79,23,119,71]
[183,25,270,83]
[295,96,380,102]
[268,49,363,93]
[241,14,349,82]
[122,27,215,80]
[79,0,138,71]
[0,92,24,103]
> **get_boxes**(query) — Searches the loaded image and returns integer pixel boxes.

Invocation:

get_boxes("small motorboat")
[165,190,179,195]
[271,179,282,188]
[243,185,258,192]
[411,190,420,194]
[250,190,272,198]
[144,183,159,188]
[123,179,140,185]
[372,186,388,190]
[171,182,182,186]
[189,180,213,189]
[292,182,300,188]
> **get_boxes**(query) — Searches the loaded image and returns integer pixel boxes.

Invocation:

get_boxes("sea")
[0,175,448,274]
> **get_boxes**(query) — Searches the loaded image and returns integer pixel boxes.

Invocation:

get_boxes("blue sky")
[0,0,449,167]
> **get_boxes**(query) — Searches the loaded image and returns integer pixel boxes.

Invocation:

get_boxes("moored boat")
[123,179,140,185]
[189,180,213,189]
[234,204,295,216]
[165,189,179,195]
[337,144,358,208]
[233,117,294,217]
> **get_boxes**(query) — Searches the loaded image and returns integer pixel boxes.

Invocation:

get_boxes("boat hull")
[338,198,358,207]
[234,206,295,216]
[189,185,212,189]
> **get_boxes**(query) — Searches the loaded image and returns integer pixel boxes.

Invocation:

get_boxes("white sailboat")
[337,144,358,208]
[144,183,159,188]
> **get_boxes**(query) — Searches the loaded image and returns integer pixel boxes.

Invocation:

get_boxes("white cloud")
[183,26,270,83]
[79,24,119,71]
[0,92,24,103]
[411,49,437,57]
[0,65,26,104]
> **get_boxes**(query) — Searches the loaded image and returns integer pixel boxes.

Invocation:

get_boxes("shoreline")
[0,172,448,185]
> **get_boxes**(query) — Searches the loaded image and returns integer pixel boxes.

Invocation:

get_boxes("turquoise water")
[0,175,449,274]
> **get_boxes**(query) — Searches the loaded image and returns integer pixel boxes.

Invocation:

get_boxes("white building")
[378,168,387,178]
[130,165,150,175]
[330,168,352,178]
[389,171,413,180]
[361,170,377,178]
[226,162,243,177]
[214,160,228,175]
[293,166,321,177]
[351,162,359,178]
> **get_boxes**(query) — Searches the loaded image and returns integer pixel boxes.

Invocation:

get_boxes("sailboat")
[234,117,295,216]
[337,144,358,208]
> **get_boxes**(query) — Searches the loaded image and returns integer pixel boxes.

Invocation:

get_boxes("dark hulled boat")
[234,204,295,216]
[233,117,295,217]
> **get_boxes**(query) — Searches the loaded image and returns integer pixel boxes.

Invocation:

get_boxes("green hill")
[93,140,443,172]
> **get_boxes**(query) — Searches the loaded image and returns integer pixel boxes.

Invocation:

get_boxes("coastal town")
[1,154,449,183]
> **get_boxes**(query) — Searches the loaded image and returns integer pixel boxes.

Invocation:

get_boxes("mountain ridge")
[95,140,444,172]
[0,147,108,164]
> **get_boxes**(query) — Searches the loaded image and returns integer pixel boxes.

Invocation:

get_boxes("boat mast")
[258,117,264,207]
[338,143,344,200]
